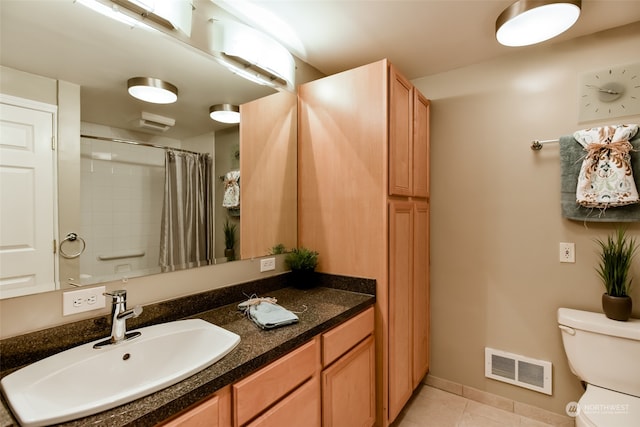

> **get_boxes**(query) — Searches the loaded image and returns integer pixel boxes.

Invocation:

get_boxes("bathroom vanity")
[0,274,375,427]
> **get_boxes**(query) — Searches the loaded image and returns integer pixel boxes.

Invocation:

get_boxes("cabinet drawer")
[322,307,374,367]
[233,338,319,426]
[246,376,321,427]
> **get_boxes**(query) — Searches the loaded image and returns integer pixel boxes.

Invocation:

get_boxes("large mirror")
[0,0,308,298]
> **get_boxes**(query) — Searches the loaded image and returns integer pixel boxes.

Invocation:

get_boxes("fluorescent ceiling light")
[209,104,240,124]
[496,0,581,47]
[76,0,151,29]
[78,0,192,36]
[127,77,178,104]
[113,0,193,36]
[211,0,306,59]
[209,19,295,91]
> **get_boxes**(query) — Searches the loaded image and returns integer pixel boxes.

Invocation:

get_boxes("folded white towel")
[238,299,299,329]
[249,302,298,329]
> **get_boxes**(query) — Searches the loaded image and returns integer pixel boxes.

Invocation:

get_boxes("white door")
[0,100,57,298]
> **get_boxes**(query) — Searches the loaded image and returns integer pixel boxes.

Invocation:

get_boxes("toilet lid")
[578,385,640,427]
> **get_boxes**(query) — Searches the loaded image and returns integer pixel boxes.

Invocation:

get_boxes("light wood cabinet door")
[388,201,414,421]
[412,202,430,387]
[161,386,231,427]
[412,93,430,199]
[246,376,321,427]
[322,336,376,427]
[388,65,413,197]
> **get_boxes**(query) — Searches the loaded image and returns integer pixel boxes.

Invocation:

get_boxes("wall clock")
[578,62,640,122]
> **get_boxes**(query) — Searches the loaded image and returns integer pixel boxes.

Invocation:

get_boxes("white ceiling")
[243,0,640,79]
[2,0,639,140]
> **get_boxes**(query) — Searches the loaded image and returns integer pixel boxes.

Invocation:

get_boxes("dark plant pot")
[602,293,632,321]
[289,269,317,289]
[224,248,235,261]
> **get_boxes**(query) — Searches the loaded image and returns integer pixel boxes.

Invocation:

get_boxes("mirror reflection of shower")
[79,129,224,286]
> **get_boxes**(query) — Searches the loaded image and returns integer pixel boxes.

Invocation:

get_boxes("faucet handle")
[103,290,127,303]
[131,305,143,318]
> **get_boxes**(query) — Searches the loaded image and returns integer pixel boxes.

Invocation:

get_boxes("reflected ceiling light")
[496,0,581,47]
[209,104,240,124]
[77,0,192,36]
[209,19,295,91]
[127,77,178,104]
[76,0,150,29]
[112,0,193,36]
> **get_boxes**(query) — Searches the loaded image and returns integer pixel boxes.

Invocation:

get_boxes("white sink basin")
[1,318,240,427]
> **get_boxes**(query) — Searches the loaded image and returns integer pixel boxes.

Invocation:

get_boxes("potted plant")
[285,247,319,288]
[594,228,638,321]
[269,243,287,255]
[223,219,237,261]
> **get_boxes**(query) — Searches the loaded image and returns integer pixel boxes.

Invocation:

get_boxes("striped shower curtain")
[159,149,214,271]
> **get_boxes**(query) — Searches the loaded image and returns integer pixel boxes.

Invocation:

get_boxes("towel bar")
[531,138,559,150]
[98,251,145,261]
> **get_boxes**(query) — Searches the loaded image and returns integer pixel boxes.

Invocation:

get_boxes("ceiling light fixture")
[112,0,193,36]
[76,0,151,29]
[496,0,581,47]
[209,19,295,91]
[127,77,178,104]
[209,104,240,124]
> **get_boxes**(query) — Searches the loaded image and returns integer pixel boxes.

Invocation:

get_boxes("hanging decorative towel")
[573,124,639,208]
[222,170,240,209]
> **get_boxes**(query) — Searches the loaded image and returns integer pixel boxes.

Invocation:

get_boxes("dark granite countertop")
[0,274,375,427]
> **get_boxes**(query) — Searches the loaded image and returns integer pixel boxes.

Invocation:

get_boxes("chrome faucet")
[94,290,143,349]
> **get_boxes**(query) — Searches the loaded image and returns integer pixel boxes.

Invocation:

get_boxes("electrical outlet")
[63,286,106,316]
[559,242,575,263]
[260,257,276,272]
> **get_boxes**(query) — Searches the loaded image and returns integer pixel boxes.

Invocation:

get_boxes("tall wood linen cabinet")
[298,59,430,426]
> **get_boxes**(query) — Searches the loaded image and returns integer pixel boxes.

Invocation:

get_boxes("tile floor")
[392,385,569,427]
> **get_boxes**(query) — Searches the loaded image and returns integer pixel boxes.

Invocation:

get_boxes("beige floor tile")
[395,386,563,427]
[394,386,466,427]
[520,416,558,427]
[463,400,521,426]
[458,411,514,427]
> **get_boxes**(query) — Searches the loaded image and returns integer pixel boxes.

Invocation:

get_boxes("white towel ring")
[59,233,86,259]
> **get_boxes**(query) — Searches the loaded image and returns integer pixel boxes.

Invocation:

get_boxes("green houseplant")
[285,247,319,288]
[595,228,638,321]
[223,219,237,261]
[269,243,287,255]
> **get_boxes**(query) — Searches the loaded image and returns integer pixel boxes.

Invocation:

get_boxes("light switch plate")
[559,242,575,263]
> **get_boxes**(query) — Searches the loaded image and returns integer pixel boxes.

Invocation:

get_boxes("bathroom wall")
[413,22,640,416]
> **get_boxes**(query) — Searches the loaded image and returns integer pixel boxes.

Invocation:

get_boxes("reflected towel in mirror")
[223,170,240,209]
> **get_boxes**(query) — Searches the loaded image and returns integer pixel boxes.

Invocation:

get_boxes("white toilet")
[558,308,640,427]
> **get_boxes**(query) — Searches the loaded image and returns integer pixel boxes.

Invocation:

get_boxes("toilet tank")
[557,308,640,398]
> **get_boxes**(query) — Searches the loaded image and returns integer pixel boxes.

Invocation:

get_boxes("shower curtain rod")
[530,138,559,150]
[81,134,208,156]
